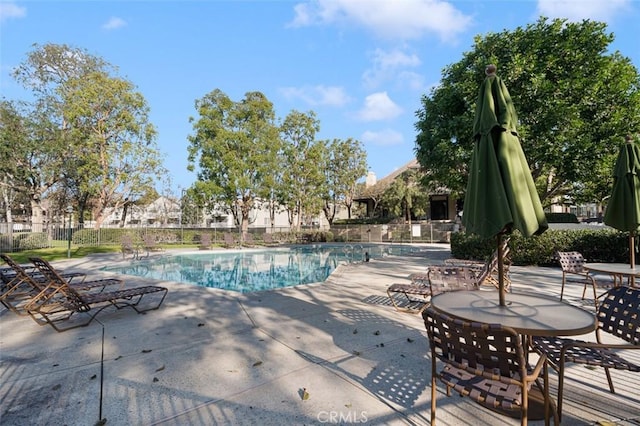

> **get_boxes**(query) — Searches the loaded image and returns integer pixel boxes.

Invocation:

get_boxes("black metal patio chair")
[531,285,640,421]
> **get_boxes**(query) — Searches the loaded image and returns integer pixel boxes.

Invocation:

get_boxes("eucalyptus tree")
[11,44,112,227]
[187,90,281,238]
[61,71,163,228]
[415,17,640,207]
[321,138,368,223]
[0,100,30,226]
[11,43,164,229]
[279,110,326,230]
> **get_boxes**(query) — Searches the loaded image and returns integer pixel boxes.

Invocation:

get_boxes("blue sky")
[1,0,638,194]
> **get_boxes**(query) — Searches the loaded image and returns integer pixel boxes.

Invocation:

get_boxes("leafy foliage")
[278,110,326,230]
[7,43,165,229]
[321,138,368,223]
[451,228,629,266]
[187,90,281,237]
[415,17,640,207]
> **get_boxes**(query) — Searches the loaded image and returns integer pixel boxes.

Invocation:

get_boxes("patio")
[1,244,638,425]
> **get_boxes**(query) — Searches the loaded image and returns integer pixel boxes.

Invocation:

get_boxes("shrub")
[451,228,629,266]
[545,212,579,223]
[17,232,49,250]
[0,235,12,251]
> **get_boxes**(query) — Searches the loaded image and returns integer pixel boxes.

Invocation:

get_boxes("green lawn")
[5,245,121,264]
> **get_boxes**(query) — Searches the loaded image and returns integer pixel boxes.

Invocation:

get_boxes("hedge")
[451,228,629,266]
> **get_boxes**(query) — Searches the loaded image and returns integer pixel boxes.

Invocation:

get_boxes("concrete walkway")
[1,244,638,425]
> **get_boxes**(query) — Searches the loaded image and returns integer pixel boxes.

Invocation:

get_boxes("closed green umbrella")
[604,135,640,269]
[463,65,548,305]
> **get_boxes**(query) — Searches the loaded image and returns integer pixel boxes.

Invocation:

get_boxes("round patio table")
[430,291,596,337]
[584,262,639,287]
[430,290,596,421]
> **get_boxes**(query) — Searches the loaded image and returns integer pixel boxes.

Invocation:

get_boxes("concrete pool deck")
[1,244,638,425]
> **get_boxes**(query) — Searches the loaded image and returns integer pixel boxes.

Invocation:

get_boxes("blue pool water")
[102,244,423,293]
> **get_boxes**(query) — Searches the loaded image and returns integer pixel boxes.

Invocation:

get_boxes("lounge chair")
[263,233,280,246]
[1,255,85,289]
[242,232,258,247]
[532,286,640,421]
[423,306,557,426]
[387,265,481,314]
[0,254,119,315]
[24,257,167,332]
[198,233,212,250]
[444,237,512,290]
[121,235,139,259]
[223,232,237,248]
[142,235,164,256]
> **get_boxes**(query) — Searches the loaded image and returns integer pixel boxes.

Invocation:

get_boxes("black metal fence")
[0,221,457,252]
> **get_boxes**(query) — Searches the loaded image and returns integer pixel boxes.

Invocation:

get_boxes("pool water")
[102,244,422,293]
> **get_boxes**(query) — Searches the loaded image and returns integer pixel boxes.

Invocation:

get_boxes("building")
[354,159,458,221]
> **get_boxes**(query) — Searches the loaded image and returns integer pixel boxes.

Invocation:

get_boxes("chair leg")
[521,380,528,426]
[543,360,559,426]
[544,362,549,426]
[557,358,566,422]
[589,276,598,308]
[431,355,437,425]
[560,274,566,300]
[604,367,615,393]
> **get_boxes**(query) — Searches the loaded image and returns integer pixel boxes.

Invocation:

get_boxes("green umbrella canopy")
[604,136,640,233]
[462,65,548,240]
[603,136,640,267]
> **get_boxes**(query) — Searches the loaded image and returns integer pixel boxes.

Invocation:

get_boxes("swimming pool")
[102,244,423,293]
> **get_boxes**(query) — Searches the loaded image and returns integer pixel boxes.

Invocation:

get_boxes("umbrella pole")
[497,234,505,306]
[631,234,636,269]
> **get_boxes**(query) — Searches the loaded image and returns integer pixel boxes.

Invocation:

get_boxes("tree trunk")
[120,200,130,228]
[30,197,44,232]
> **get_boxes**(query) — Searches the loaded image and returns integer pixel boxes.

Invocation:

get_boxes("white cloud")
[537,0,631,22]
[361,128,404,146]
[356,92,403,121]
[289,0,472,42]
[0,2,26,22]
[279,85,351,107]
[102,16,127,30]
[397,70,426,91]
[363,48,421,89]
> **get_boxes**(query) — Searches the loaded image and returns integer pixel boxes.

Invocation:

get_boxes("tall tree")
[61,71,163,228]
[279,110,325,231]
[10,43,163,229]
[381,169,427,224]
[11,44,112,228]
[321,138,368,223]
[0,101,29,227]
[0,99,67,231]
[187,90,281,239]
[415,17,640,207]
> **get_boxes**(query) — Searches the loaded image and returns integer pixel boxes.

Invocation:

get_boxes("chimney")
[366,171,377,187]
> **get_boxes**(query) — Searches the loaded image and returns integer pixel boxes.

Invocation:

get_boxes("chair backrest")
[200,233,211,245]
[557,251,586,274]
[1,253,26,277]
[0,254,42,290]
[224,233,235,244]
[27,257,89,311]
[597,286,640,345]
[427,266,481,296]
[423,306,526,379]
[477,237,511,282]
[121,235,136,250]
[143,235,157,247]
